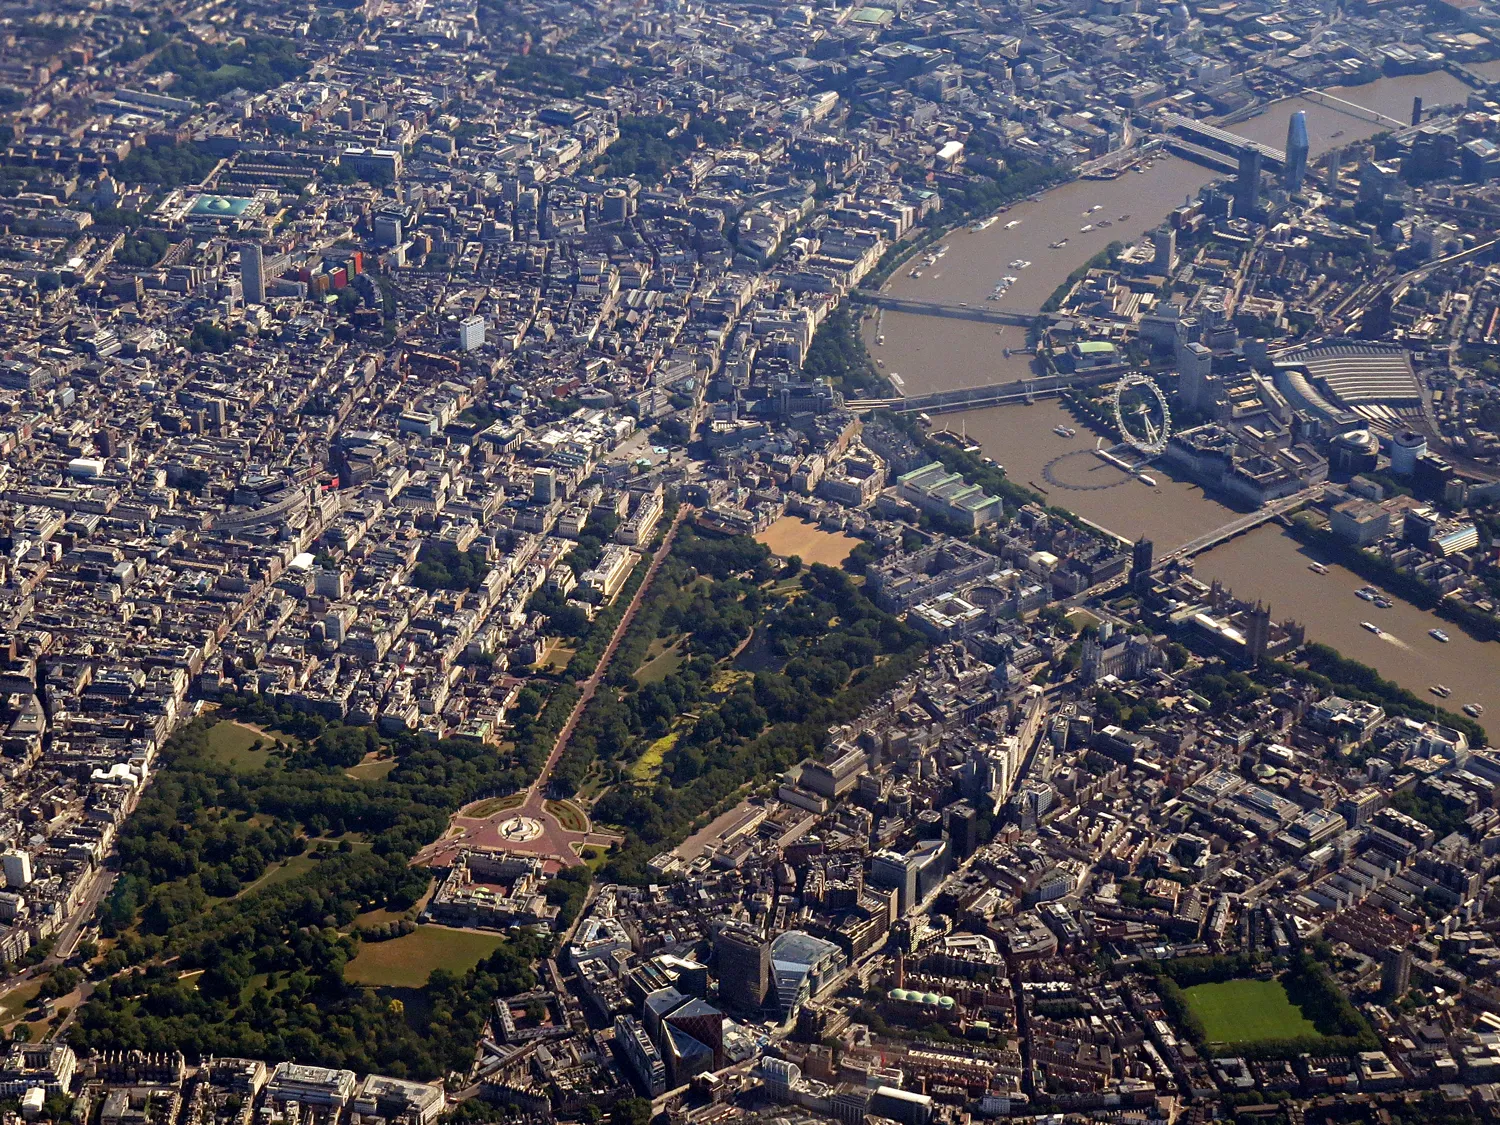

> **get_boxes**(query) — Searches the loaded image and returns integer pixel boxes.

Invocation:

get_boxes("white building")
[458,315,486,352]
[1,852,31,889]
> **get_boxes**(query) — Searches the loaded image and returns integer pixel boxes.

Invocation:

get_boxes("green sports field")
[1181,978,1319,1044]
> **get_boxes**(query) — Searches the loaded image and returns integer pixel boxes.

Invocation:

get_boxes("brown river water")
[877,72,1496,724]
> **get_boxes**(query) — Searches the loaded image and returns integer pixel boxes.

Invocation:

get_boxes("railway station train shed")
[1273,341,1425,434]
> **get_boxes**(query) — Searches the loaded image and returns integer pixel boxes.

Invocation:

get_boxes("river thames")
[875,70,1498,721]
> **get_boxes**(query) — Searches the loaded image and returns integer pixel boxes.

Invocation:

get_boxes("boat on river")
[1361,621,1381,635]
[1465,703,1485,717]
[1430,628,1450,642]
[1431,685,1451,698]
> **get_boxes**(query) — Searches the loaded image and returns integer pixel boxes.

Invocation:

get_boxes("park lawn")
[236,853,317,898]
[464,793,525,819]
[1066,608,1101,631]
[630,732,678,781]
[576,764,610,801]
[208,64,254,85]
[345,926,506,988]
[207,721,280,770]
[580,845,610,873]
[539,641,575,672]
[355,908,413,930]
[545,799,589,833]
[710,668,751,695]
[0,980,42,1023]
[1182,978,1319,1045]
[345,755,398,781]
[755,516,858,567]
[635,636,686,685]
[354,877,433,928]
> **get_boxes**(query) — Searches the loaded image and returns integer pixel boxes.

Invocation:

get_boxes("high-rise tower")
[240,242,265,305]
[1284,110,1309,192]
[714,926,769,1012]
[1235,148,1262,216]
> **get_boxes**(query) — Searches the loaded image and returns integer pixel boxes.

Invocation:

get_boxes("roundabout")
[497,815,545,843]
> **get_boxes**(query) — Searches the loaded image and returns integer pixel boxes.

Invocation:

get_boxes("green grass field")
[635,637,685,685]
[539,641,575,671]
[0,980,41,1024]
[354,877,433,930]
[1182,978,1319,1045]
[629,732,678,781]
[345,926,506,988]
[545,799,589,833]
[464,793,524,819]
[235,853,317,898]
[345,756,398,781]
[206,722,280,770]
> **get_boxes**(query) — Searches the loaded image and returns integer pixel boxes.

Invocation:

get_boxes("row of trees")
[803,307,891,398]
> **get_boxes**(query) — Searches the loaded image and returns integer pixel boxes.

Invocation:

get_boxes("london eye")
[1111,373,1172,455]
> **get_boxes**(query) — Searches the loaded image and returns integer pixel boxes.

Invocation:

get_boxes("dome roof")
[937,995,956,1009]
[921,992,940,1005]
[889,988,910,1002]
